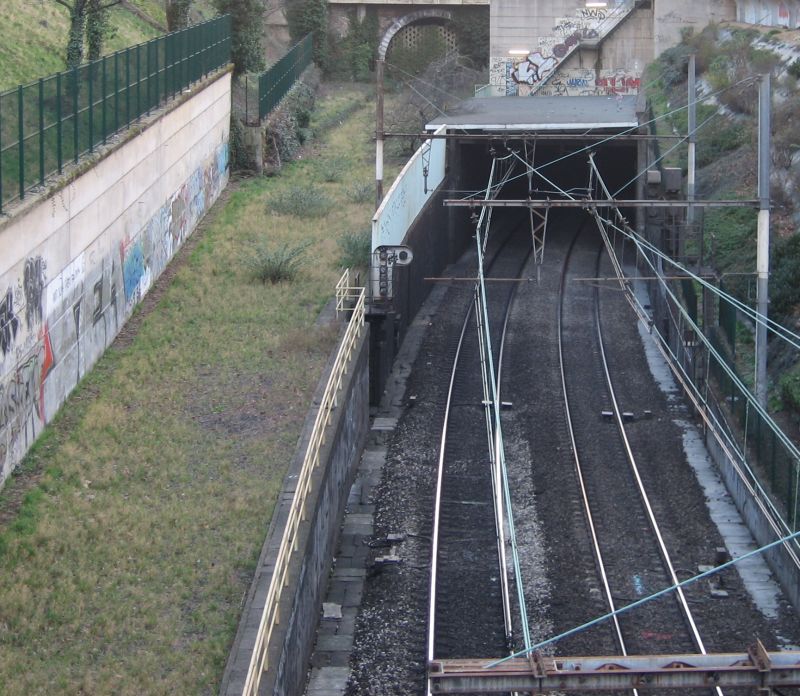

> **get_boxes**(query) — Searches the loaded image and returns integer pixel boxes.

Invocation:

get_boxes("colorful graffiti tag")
[0,142,230,487]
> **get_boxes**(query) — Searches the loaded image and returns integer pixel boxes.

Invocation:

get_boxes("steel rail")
[592,244,724,696]
[557,224,635,691]
[426,223,521,694]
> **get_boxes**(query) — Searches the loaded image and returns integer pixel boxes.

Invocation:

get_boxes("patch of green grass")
[245,240,313,283]
[266,185,333,217]
[337,228,372,270]
[0,1,166,91]
[0,86,395,695]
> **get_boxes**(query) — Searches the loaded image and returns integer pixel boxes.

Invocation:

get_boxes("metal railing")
[242,270,365,696]
[243,34,313,125]
[0,15,231,214]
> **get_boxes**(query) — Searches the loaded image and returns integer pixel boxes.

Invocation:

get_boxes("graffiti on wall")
[23,257,46,330]
[0,141,230,486]
[491,0,641,97]
[0,289,19,357]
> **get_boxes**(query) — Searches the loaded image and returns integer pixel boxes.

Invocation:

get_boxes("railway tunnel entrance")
[428,94,643,243]
[368,95,643,403]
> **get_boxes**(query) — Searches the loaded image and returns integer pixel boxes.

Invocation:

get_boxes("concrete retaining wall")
[0,70,231,488]
[220,324,370,696]
[704,423,800,612]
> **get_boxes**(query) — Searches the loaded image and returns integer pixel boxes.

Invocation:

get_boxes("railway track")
[558,223,725,693]
[428,213,531,669]
[347,208,800,696]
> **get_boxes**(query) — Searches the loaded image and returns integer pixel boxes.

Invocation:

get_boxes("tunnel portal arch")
[377,9,454,60]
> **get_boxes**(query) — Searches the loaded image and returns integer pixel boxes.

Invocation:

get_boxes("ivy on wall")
[286,0,329,69]
[213,0,264,74]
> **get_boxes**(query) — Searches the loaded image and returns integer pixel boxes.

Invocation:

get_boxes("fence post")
[136,45,141,118]
[126,47,131,127]
[72,66,79,163]
[18,85,24,200]
[102,56,107,143]
[39,78,45,186]
[56,72,62,173]
[88,60,94,152]
[0,93,3,213]
[155,37,160,107]
[114,51,120,133]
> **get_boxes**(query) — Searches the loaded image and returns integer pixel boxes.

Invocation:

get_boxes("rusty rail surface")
[241,270,365,695]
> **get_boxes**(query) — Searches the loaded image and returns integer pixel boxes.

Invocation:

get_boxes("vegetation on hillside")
[645,23,800,412]
[0,0,216,90]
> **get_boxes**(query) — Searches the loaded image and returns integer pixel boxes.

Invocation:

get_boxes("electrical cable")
[486,529,800,667]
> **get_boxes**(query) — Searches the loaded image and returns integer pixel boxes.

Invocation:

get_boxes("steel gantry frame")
[428,644,800,694]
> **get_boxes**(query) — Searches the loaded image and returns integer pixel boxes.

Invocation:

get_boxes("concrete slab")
[426,95,639,131]
[306,666,350,695]
[316,634,354,652]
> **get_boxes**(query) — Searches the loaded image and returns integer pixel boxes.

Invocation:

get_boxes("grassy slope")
[0,0,218,91]
[0,86,385,694]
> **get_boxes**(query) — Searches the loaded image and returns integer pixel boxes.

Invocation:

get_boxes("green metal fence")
[248,34,313,124]
[0,15,231,214]
[708,327,800,531]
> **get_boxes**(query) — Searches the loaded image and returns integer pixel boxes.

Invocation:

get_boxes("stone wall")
[0,70,231,488]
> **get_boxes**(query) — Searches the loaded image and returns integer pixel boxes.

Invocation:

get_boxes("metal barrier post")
[102,56,107,143]
[18,84,24,200]
[0,94,3,212]
[114,51,120,132]
[88,61,94,152]
[126,47,131,127]
[72,66,79,162]
[39,78,45,185]
[56,72,62,173]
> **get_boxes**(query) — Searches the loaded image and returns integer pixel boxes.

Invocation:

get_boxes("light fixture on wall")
[508,49,530,56]
[585,1,608,6]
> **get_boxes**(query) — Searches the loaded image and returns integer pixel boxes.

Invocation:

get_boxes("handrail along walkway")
[241,269,365,696]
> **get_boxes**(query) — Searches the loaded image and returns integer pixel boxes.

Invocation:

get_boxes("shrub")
[266,186,333,218]
[348,181,373,204]
[262,82,317,168]
[789,59,800,80]
[318,158,347,182]
[245,241,312,284]
[779,364,800,414]
[337,229,372,269]
[770,233,800,321]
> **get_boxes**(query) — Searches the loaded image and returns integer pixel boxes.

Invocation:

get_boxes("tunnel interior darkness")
[456,136,639,236]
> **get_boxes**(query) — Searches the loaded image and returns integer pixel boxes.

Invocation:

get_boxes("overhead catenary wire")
[587,159,800,557]
[485,529,800,668]
[447,73,758,203]
[589,156,800,466]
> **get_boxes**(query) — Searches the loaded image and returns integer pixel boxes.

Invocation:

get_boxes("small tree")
[166,0,193,32]
[213,0,264,74]
[54,0,121,68]
[285,0,328,69]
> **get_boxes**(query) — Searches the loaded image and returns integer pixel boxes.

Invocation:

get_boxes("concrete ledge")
[705,431,800,612]
[219,321,370,696]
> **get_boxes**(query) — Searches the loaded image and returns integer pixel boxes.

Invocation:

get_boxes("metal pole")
[72,66,78,163]
[755,72,771,408]
[88,61,94,152]
[17,85,24,200]
[687,53,696,228]
[102,56,107,143]
[39,78,45,186]
[375,57,384,210]
[56,72,62,173]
